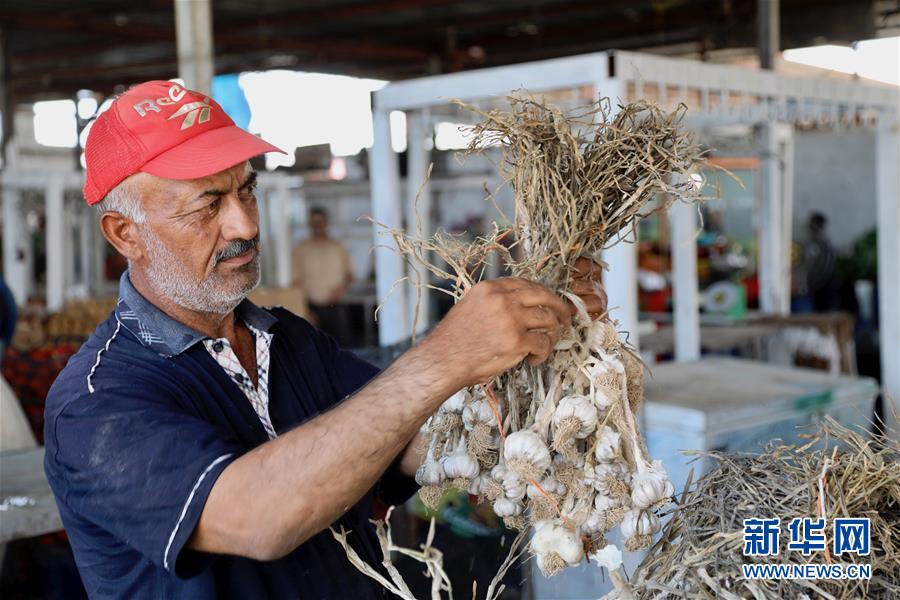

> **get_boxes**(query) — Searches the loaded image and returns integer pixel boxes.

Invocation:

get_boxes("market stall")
[369,49,899,427]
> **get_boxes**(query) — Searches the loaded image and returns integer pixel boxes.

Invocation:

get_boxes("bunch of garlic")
[417,312,674,578]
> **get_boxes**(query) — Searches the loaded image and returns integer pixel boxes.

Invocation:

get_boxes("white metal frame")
[370,49,900,433]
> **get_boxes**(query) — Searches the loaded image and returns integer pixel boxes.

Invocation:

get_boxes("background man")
[292,206,354,343]
[44,81,606,599]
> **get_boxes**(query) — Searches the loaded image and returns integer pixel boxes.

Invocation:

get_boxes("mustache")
[214,236,259,265]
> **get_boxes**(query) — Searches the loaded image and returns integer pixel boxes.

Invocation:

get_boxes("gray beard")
[138,226,261,315]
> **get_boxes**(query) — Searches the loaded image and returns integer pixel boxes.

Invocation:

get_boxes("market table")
[0,447,62,543]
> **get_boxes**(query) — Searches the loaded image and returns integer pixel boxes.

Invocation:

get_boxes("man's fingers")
[509,285,571,325]
[520,305,562,333]
[523,330,553,366]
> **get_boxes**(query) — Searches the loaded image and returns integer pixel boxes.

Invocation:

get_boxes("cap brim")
[141,126,285,180]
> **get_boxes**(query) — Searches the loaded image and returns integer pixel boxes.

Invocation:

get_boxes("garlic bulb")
[590,544,623,572]
[593,494,620,512]
[527,476,566,499]
[503,431,552,480]
[593,425,621,462]
[586,319,619,352]
[586,360,624,409]
[630,459,674,509]
[531,520,585,576]
[620,508,660,539]
[462,398,494,429]
[440,437,479,479]
[502,474,527,501]
[415,447,445,486]
[581,511,603,535]
[493,497,523,517]
[590,462,631,500]
[552,395,599,439]
[467,472,492,496]
[442,389,468,412]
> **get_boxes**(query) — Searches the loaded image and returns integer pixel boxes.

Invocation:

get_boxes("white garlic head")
[631,459,674,509]
[503,430,552,479]
[492,497,523,517]
[593,425,621,462]
[415,450,445,486]
[531,520,585,572]
[462,398,495,430]
[442,389,468,413]
[527,476,566,499]
[620,509,661,539]
[552,395,599,439]
[593,493,622,512]
[586,319,620,352]
[440,437,480,479]
[502,474,527,501]
[467,472,492,496]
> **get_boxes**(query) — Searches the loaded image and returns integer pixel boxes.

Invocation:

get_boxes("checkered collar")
[115,270,278,357]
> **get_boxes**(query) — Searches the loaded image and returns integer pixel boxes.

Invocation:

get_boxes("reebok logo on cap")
[82,80,283,205]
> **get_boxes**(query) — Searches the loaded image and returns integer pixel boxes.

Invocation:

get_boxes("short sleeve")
[45,384,242,579]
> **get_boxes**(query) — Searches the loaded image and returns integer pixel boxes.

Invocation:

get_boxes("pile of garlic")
[416,313,674,578]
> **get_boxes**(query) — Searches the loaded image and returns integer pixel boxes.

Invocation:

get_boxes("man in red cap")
[44,80,606,598]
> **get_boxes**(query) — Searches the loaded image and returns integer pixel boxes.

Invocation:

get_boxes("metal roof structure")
[1,0,895,104]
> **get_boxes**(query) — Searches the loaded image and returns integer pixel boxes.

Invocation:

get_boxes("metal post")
[405,111,432,336]
[2,187,28,305]
[876,117,900,436]
[777,123,794,304]
[757,0,780,70]
[45,178,66,312]
[669,200,700,361]
[757,122,789,315]
[370,107,409,346]
[174,0,214,95]
[596,77,640,348]
[271,176,292,288]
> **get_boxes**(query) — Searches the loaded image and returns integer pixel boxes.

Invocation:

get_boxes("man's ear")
[99,212,144,262]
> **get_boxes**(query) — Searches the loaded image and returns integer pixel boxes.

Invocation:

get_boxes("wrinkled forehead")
[130,161,252,212]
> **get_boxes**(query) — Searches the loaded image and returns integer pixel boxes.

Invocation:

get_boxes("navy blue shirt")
[44,274,416,598]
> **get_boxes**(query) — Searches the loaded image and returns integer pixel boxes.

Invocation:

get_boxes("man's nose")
[219,194,259,241]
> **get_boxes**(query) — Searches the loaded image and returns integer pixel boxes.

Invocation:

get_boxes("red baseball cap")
[82,80,284,205]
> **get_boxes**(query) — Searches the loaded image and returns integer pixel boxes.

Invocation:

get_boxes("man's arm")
[189,277,571,560]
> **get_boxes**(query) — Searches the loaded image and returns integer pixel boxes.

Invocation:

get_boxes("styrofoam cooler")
[529,358,877,600]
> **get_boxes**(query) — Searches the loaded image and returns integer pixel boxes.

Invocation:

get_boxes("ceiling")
[0,0,895,105]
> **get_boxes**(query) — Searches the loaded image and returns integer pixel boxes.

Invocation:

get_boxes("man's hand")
[423,277,572,387]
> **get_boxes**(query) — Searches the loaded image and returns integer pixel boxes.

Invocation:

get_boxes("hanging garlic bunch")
[404,95,701,585]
